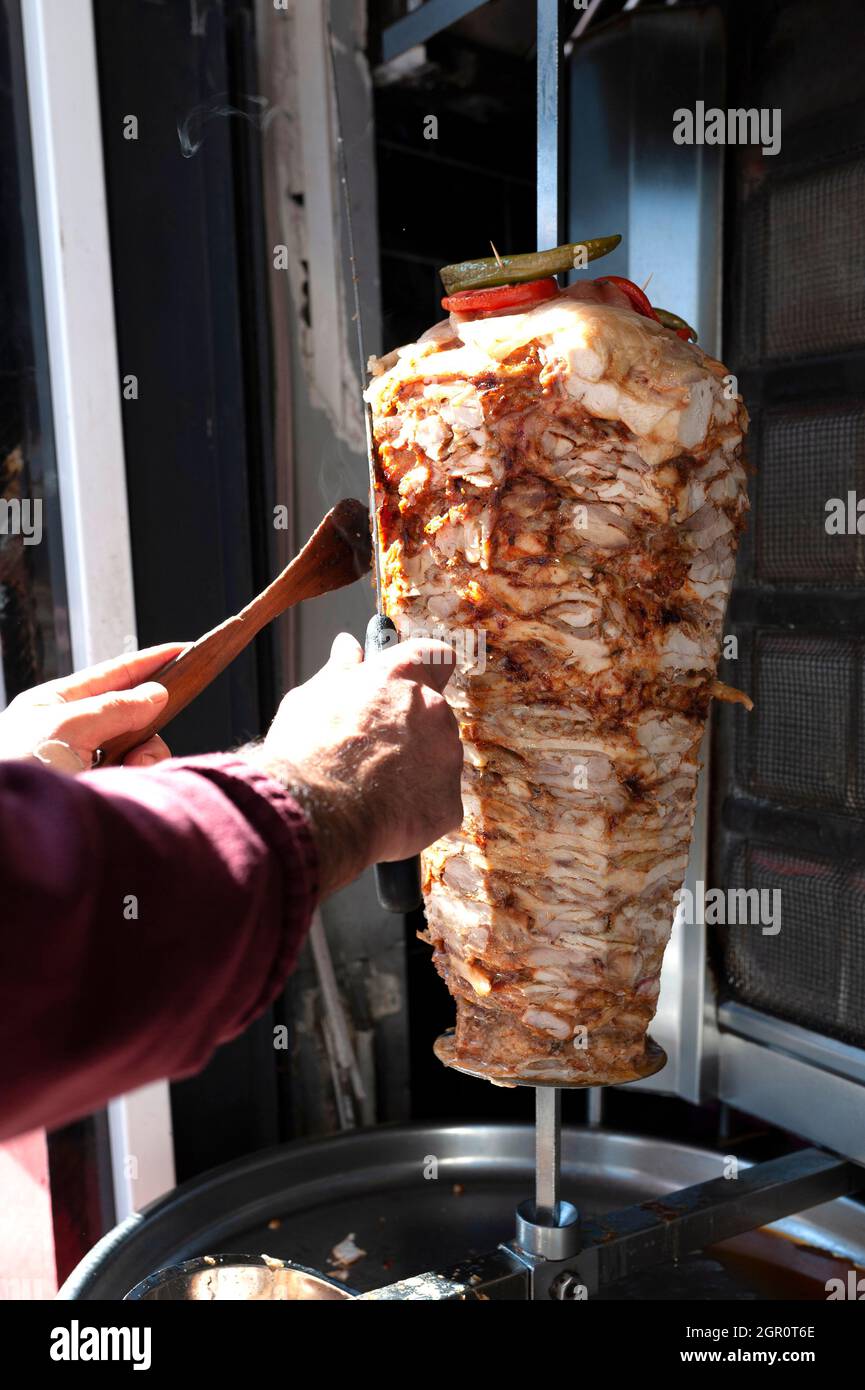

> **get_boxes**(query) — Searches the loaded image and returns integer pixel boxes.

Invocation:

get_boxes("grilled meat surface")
[365,291,749,1084]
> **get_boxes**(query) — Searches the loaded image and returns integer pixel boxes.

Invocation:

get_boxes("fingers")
[53,682,169,744]
[123,734,172,768]
[383,638,458,694]
[328,631,364,668]
[45,644,187,702]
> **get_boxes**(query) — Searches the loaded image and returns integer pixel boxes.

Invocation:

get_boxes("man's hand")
[250,631,464,896]
[0,644,185,773]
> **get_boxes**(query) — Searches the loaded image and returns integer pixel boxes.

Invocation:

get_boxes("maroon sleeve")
[0,754,319,1140]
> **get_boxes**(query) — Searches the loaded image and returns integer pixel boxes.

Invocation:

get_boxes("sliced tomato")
[593,275,661,323]
[441,277,559,314]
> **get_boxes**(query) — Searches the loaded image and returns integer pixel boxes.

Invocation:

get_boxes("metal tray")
[58,1124,865,1300]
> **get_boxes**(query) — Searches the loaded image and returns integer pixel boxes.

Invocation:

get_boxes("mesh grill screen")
[715,0,865,1059]
[736,160,865,363]
[719,843,865,1045]
[756,405,865,585]
[734,631,865,813]
[766,162,865,359]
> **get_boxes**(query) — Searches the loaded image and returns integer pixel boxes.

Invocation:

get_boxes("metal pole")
[534,0,565,1236]
[536,0,564,252]
[535,1088,562,1222]
[587,1087,604,1127]
[533,0,566,1239]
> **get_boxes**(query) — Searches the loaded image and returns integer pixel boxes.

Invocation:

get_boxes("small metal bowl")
[124,1254,356,1301]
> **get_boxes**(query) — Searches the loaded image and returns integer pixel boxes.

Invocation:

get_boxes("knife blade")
[328,18,422,914]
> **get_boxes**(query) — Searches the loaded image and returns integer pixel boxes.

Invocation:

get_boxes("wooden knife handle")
[98,498,371,767]
[98,606,278,768]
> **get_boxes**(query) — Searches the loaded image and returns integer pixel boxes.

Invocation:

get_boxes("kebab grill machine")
[61,1044,865,1302]
[60,0,865,1301]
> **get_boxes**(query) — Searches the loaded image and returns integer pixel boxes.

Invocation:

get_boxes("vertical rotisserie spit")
[365,284,749,1085]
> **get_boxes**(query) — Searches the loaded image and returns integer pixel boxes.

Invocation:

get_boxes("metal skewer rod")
[587,1087,605,1127]
[532,0,566,1245]
[534,1087,562,1223]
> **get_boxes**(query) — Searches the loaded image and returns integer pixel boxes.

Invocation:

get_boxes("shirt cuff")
[155,752,320,1026]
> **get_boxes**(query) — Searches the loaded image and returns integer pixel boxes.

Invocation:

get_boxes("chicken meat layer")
[365,291,749,1085]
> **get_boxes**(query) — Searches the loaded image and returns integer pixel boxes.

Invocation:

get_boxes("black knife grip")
[374,856,422,915]
[364,613,423,914]
[365,612,400,654]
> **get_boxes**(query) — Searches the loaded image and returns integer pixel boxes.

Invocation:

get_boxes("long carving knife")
[328,19,422,914]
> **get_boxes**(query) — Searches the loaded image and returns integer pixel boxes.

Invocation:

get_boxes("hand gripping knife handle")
[365,613,423,913]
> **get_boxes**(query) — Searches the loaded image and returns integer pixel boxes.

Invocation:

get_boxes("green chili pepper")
[439,235,622,296]
[654,307,698,342]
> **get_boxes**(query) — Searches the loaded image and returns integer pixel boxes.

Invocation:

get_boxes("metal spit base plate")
[433,1029,668,1088]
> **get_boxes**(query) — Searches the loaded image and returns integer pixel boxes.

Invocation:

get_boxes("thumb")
[328,631,364,669]
[54,682,169,745]
[387,638,457,694]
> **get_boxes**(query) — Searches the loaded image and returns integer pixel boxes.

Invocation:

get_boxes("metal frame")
[21,0,175,1220]
[381,0,490,61]
[719,1002,865,1087]
[718,1031,865,1167]
[718,1003,865,1164]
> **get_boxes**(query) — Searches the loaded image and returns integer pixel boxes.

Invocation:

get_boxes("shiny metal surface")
[719,1002,865,1088]
[534,1087,561,1221]
[536,0,564,251]
[125,1255,354,1302]
[719,1031,865,1165]
[59,1125,865,1300]
[515,1198,581,1261]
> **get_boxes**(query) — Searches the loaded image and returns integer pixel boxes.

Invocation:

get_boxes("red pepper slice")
[441,277,559,314]
[594,275,661,323]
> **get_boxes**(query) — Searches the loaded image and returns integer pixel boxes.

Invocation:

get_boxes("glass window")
[0,0,70,705]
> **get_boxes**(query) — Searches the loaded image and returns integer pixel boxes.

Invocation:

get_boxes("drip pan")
[58,1124,865,1300]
